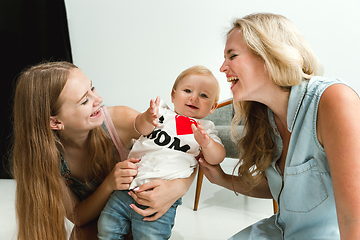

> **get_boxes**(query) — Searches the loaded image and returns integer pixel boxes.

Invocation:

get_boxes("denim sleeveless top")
[265,76,350,239]
[60,106,130,201]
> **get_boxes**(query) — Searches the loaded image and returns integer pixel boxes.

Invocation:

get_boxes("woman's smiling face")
[220,28,270,102]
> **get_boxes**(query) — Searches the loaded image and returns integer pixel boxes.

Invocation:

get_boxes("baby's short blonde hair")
[172,65,220,103]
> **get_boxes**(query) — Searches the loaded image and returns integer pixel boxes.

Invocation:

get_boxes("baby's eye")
[184,89,191,93]
[200,93,208,98]
[91,87,95,91]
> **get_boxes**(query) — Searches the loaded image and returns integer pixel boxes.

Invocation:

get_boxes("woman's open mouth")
[227,76,239,89]
[227,76,239,84]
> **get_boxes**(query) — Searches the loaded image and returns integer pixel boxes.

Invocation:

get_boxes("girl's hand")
[128,179,186,221]
[191,121,210,148]
[107,158,140,191]
[68,158,140,227]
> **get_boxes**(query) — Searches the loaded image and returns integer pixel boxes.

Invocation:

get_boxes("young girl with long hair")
[12,61,195,240]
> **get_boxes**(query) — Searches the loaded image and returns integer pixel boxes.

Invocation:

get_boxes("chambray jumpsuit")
[230,77,354,240]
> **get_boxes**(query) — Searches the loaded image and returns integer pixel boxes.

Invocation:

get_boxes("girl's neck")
[60,130,90,150]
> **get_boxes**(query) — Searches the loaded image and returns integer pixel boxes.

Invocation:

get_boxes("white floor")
[0,179,17,240]
[0,158,274,240]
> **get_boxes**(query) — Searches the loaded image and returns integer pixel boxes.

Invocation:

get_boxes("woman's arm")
[199,158,273,199]
[317,84,360,240]
[128,170,196,221]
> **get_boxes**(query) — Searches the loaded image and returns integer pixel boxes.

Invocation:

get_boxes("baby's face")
[171,74,218,119]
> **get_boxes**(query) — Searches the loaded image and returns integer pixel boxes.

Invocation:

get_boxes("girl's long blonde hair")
[12,61,115,240]
[230,13,323,191]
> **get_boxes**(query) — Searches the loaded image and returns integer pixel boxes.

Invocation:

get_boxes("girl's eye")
[91,87,95,91]
[81,98,89,105]
[184,89,191,93]
[200,93,208,98]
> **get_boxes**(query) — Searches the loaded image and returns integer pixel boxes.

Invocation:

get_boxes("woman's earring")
[61,125,65,131]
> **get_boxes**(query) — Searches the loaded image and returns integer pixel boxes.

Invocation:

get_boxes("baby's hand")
[148,96,160,127]
[191,121,210,148]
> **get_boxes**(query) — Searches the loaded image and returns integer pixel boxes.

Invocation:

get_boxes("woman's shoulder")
[319,83,359,111]
[315,77,359,126]
[307,76,351,93]
[317,81,360,143]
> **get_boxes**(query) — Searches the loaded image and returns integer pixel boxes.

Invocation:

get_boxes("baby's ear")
[209,102,218,114]
[50,116,64,130]
[171,89,176,103]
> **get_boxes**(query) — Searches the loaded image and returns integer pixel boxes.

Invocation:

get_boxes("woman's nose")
[220,60,228,73]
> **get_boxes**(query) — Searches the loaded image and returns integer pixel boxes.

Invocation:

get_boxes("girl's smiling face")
[55,68,104,132]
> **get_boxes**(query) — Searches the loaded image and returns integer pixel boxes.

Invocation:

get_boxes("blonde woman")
[12,61,194,240]
[199,13,360,239]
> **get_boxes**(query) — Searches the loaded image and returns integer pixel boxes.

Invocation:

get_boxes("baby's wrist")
[200,139,211,150]
[143,110,155,126]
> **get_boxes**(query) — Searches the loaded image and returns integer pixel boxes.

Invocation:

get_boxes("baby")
[98,65,226,240]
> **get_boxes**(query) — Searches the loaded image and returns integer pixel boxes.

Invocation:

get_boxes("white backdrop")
[64,0,360,112]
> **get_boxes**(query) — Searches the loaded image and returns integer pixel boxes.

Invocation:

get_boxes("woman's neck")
[266,87,290,130]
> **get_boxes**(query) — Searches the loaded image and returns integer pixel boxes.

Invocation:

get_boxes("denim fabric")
[98,190,182,240]
[230,77,350,240]
[228,215,281,240]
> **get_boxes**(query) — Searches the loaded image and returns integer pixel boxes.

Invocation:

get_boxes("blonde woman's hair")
[172,65,220,103]
[12,61,115,240]
[229,13,323,191]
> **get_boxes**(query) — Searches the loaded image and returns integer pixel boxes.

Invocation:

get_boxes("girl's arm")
[317,84,360,240]
[62,104,142,226]
[107,101,196,222]
[106,105,141,149]
[107,98,160,148]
